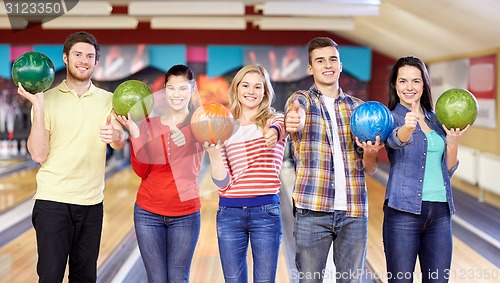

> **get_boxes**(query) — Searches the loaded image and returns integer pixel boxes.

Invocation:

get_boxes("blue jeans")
[134,204,200,283]
[217,203,282,283]
[383,202,452,283]
[293,209,368,283]
[32,200,103,283]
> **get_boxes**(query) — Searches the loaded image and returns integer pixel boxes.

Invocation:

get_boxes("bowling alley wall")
[1,28,499,164]
[0,29,391,159]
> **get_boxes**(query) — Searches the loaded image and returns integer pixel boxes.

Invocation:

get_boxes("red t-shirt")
[130,117,204,216]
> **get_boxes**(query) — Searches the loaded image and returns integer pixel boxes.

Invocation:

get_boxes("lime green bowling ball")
[113,80,154,121]
[435,88,478,130]
[12,51,55,93]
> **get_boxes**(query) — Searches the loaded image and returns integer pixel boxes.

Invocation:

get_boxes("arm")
[129,139,152,179]
[17,84,49,163]
[444,124,470,170]
[204,142,230,187]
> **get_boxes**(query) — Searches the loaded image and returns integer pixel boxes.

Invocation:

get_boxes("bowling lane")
[0,159,27,171]
[366,175,499,283]
[0,166,140,283]
[0,167,39,213]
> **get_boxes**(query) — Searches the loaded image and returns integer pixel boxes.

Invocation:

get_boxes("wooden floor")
[0,167,39,213]
[0,159,498,283]
[0,166,140,283]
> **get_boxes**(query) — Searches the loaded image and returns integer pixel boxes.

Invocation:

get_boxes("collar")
[310,85,345,101]
[58,79,97,98]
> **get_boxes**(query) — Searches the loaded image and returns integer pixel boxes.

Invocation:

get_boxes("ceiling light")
[151,17,246,30]
[257,1,379,16]
[64,1,112,15]
[255,17,354,31]
[42,16,138,29]
[129,1,245,16]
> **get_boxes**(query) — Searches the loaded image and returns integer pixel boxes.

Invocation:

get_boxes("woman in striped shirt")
[205,64,287,283]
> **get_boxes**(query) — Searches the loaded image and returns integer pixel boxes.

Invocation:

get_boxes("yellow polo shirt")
[34,80,112,205]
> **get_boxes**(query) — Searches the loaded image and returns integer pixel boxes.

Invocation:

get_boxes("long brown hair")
[387,56,433,112]
[227,65,277,129]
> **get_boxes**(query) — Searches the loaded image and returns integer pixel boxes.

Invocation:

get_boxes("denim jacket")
[385,103,458,215]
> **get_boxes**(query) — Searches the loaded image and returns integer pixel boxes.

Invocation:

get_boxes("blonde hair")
[227,64,277,129]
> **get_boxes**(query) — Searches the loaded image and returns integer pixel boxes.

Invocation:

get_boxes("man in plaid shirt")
[285,37,384,283]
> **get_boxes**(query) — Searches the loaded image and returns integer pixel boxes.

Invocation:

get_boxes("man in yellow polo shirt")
[17,31,127,283]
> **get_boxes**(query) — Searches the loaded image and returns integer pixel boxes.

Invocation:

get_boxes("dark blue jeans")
[383,201,452,283]
[216,203,282,283]
[134,204,200,283]
[32,200,103,283]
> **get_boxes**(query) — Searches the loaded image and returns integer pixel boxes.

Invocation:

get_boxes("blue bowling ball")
[350,101,394,143]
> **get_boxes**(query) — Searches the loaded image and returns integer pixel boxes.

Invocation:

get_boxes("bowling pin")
[10,139,19,157]
[0,140,8,157]
[20,139,27,156]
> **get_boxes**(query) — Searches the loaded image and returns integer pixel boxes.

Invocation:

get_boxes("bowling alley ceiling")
[1,0,500,61]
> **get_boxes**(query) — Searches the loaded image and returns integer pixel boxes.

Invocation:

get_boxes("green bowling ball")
[113,80,154,121]
[435,88,478,130]
[12,51,55,93]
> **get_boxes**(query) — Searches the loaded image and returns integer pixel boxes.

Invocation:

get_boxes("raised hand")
[171,127,186,147]
[17,83,44,107]
[263,119,278,148]
[355,136,385,157]
[403,102,420,132]
[397,102,420,143]
[203,140,225,161]
[115,113,140,139]
[285,100,302,133]
[443,124,470,147]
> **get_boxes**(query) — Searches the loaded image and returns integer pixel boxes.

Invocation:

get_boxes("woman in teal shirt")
[384,56,470,282]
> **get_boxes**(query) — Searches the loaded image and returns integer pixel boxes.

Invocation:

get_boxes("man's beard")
[68,66,93,82]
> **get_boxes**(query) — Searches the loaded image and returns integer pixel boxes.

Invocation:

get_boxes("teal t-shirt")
[422,130,447,202]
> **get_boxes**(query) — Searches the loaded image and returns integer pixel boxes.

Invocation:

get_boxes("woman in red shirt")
[117,65,204,283]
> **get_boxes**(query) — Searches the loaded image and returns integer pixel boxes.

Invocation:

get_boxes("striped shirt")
[218,116,287,203]
[285,86,368,217]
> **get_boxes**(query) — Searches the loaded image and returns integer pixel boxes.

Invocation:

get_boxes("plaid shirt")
[285,85,368,217]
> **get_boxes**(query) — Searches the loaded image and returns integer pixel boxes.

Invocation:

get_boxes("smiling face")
[395,65,424,109]
[63,42,97,82]
[164,75,193,112]
[308,46,342,89]
[237,72,265,112]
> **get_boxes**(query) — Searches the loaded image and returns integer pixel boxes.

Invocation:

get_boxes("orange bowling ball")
[190,104,235,144]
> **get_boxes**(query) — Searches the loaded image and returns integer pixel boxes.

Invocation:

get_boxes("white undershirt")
[323,96,347,211]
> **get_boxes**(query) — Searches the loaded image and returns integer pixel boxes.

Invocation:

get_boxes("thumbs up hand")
[171,127,186,147]
[263,119,278,148]
[397,102,420,143]
[100,114,118,144]
[403,102,419,133]
[285,100,303,133]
